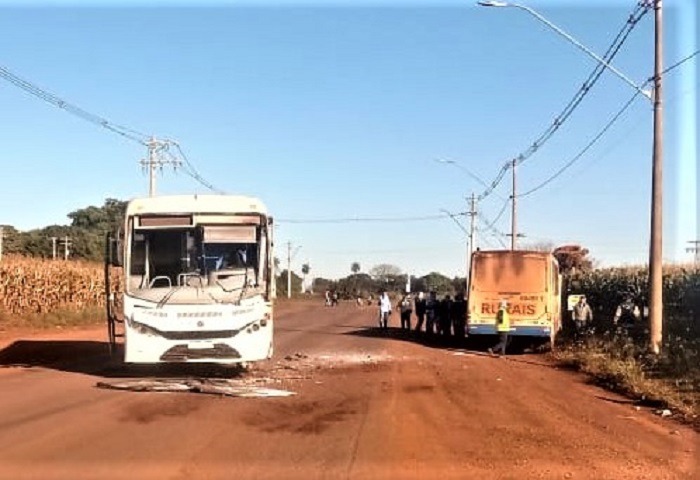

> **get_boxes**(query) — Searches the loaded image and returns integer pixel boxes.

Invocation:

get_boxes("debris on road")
[657,409,672,418]
[96,378,295,398]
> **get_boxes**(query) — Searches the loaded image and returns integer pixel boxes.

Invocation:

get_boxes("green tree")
[351,262,361,274]
[276,270,303,298]
[421,272,453,295]
[369,264,401,283]
[0,225,25,255]
[553,245,593,275]
[301,263,310,293]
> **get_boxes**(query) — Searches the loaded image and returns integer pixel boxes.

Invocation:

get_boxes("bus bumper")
[467,325,551,337]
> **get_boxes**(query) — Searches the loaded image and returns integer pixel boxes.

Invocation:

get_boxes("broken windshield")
[126,222,264,303]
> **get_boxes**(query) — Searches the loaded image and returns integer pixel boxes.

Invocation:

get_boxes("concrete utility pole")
[140,137,181,197]
[510,158,517,250]
[465,194,478,292]
[50,237,58,260]
[287,241,292,299]
[0,226,4,262]
[468,193,477,259]
[60,236,71,261]
[648,0,663,355]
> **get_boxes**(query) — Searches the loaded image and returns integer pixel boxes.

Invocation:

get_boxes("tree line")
[2,199,594,295]
[1,199,126,262]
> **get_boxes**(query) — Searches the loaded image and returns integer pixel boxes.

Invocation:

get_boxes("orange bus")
[467,249,562,347]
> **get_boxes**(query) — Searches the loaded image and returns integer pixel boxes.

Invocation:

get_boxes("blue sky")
[0,0,697,280]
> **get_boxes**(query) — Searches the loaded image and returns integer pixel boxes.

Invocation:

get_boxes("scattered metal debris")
[96,378,295,398]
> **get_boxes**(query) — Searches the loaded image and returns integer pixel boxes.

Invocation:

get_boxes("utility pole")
[60,236,71,261]
[140,137,181,197]
[50,237,58,260]
[468,193,477,259]
[687,240,700,267]
[464,193,478,292]
[648,0,663,355]
[0,226,3,262]
[286,241,292,299]
[510,158,517,250]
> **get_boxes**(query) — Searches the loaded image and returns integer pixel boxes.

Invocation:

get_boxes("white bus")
[105,194,275,364]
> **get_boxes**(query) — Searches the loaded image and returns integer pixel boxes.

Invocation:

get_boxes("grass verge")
[0,306,106,332]
[551,328,699,431]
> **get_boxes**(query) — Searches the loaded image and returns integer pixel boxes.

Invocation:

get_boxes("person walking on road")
[399,294,413,331]
[378,291,392,330]
[414,291,426,332]
[572,295,593,338]
[489,300,511,357]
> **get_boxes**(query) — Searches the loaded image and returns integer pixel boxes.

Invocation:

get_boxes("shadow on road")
[342,326,546,357]
[0,340,246,379]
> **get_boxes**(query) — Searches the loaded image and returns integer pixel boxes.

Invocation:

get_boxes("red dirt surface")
[0,301,696,479]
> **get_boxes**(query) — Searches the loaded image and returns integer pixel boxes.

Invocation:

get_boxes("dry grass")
[0,306,106,331]
[553,320,699,430]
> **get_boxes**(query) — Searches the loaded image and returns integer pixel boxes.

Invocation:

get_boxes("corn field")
[566,265,700,327]
[0,255,116,316]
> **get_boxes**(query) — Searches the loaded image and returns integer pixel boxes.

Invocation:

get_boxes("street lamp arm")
[478,1,652,100]
[435,159,507,202]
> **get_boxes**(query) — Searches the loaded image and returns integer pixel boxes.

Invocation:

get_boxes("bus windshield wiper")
[157,285,181,308]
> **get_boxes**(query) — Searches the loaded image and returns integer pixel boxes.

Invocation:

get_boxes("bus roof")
[472,249,554,258]
[126,194,268,217]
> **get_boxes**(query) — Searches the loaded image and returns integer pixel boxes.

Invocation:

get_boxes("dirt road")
[0,302,696,480]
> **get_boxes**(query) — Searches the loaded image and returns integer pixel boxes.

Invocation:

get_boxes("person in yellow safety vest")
[488,300,511,357]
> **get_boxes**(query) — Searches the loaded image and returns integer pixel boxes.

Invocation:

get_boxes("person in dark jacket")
[399,294,413,331]
[414,292,426,332]
[425,291,438,335]
[438,295,453,338]
[451,292,467,342]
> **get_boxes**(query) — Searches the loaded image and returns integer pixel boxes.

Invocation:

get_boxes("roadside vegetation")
[555,265,699,428]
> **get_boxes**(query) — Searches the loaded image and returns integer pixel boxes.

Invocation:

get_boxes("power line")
[518,48,699,198]
[0,63,225,196]
[475,225,505,250]
[278,212,466,224]
[0,64,149,145]
[518,90,641,198]
[483,196,510,232]
[172,143,225,194]
[313,243,465,255]
[659,49,699,77]
[476,2,650,202]
[475,216,508,249]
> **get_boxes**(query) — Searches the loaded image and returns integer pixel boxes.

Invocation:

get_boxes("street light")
[435,159,483,257]
[441,208,472,289]
[478,0,664,354]
[476,1,652,100]
[435,159,493,191]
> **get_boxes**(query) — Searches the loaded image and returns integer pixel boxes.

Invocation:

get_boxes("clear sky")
[0,0,697,280]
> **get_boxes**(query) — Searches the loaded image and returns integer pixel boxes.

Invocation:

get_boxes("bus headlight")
[127,317,160,337]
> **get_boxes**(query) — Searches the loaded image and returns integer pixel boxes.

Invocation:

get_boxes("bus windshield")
[127,223,264,296]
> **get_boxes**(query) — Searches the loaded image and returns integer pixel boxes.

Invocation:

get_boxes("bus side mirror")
[106,232,123,267]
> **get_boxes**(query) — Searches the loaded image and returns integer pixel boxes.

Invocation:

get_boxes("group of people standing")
[571,294,643,339]
[376,290,467,340]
